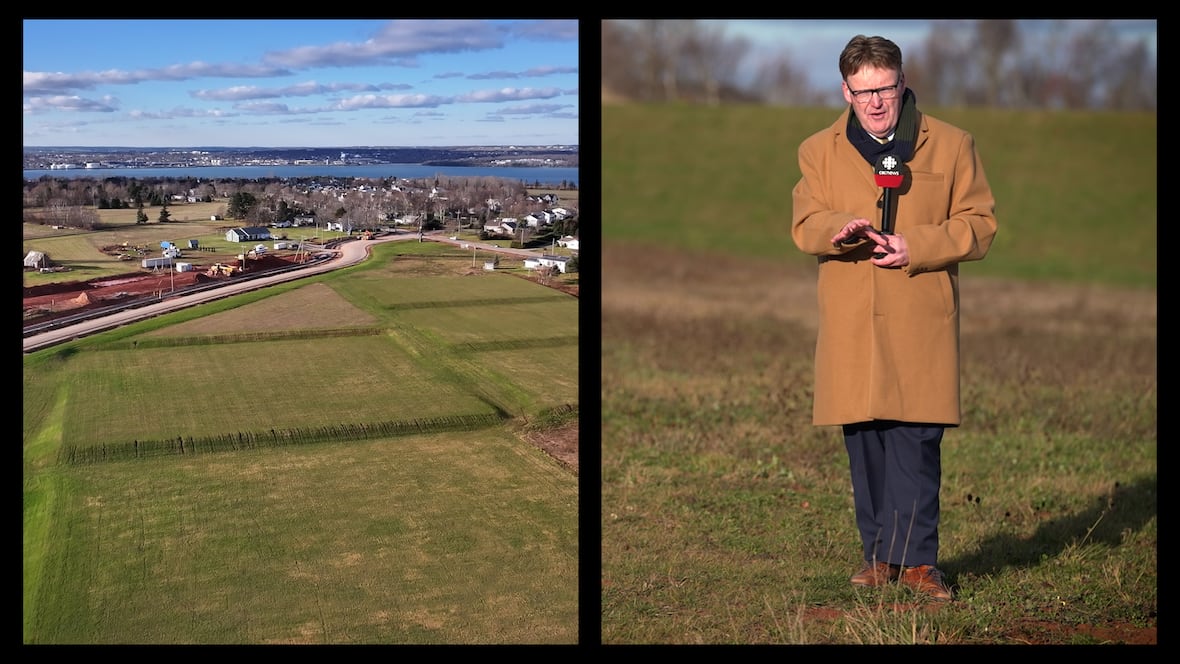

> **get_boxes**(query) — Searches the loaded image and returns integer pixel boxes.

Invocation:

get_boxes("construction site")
[23,248,311,326]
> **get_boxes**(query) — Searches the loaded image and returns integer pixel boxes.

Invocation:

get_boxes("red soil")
[23,254,302,326]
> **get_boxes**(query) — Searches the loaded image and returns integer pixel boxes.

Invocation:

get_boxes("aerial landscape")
[24,18,580,646]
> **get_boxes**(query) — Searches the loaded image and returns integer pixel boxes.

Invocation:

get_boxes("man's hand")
[868,231,910,268]
[831,218,876,245]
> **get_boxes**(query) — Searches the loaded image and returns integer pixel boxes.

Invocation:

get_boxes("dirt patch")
[602,242,1155,339]
[521,421,579,475]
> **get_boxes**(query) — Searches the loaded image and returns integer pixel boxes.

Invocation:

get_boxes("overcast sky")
[23,19,579,148]
[702,19,1157,95]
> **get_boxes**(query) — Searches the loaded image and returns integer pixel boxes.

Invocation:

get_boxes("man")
[790,35,998,602]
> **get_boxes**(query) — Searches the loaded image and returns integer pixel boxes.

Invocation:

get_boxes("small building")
[188,239,199,249]
[175,262,193,272]
[142,257,172,269]
[24,250,50,269]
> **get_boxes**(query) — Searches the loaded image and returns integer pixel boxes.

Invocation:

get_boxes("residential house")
[225,226,272,243]
[523,212,554,228]
[483,218,518,235]
[523,254,572,274]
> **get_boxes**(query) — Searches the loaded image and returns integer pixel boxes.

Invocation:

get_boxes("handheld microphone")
[873,153,903,258]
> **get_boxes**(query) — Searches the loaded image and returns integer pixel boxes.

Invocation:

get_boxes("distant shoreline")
[24,162,579,186]
[23,145,578,171]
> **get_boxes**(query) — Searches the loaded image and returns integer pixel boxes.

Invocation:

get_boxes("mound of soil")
[521,421,578,475]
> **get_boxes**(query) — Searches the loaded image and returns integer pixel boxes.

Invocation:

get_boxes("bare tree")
[536,265,559,286]
[973,20,1020,107]
[681,22,750,105]
[911,21,976,107]
[602,20,642,101]
[753,52,811,106]
[1099,35,1156,110]
[1061,21,1121,109]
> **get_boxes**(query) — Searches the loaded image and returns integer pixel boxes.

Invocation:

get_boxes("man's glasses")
[847,80,902,103]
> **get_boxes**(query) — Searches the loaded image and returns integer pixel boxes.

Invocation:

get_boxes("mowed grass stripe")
[32,431,577,644]
[474,346,579,404]
[453,336,579,353]
[60,338,495,448]
[395,300,578,344]
[388,295,570,310]
[334,272,567,307]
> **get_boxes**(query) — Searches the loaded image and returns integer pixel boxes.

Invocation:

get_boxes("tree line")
[602,19,1156,111]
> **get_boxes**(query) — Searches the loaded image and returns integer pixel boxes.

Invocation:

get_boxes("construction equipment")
[205,263,237,277]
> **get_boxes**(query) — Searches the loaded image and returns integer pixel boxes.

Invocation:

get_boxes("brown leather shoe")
[898,565,953,601]
[850,561,899,588]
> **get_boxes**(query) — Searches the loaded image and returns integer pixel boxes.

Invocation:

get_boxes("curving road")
[23,233,541,353]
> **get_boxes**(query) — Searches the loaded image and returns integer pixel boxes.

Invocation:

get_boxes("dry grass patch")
[145,283,377,336]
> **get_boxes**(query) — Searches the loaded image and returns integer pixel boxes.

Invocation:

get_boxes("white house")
[225,226,272,242]
[482,218,517,235]
[556,236,579,251]
[524,213,553,228]
[523,254,572,274]
[24,250,49,269]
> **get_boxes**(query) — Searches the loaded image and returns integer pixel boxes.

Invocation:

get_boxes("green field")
[602,104,1156,289]
[24,241,579,644]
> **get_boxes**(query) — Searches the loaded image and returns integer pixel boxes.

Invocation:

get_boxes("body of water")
[24,163,578,186]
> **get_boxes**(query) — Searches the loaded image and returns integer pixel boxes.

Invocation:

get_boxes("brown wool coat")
[791,108,998,427]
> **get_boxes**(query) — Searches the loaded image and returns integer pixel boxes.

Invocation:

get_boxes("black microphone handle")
[873,188,894,259]
[880,187,894,235]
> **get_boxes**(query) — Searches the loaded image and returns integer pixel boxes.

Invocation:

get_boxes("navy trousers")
[843,421,944,567]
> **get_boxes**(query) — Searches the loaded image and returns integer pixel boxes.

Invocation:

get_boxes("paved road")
[23,234,541,353]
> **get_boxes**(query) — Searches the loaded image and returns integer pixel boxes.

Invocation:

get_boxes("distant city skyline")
[23,19,579,148]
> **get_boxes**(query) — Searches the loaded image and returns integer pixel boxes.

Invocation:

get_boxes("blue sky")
[23,19,579,148]
[700,19,1157,97]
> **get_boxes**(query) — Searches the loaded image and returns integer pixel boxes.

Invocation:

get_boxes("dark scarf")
[847,88,918,165]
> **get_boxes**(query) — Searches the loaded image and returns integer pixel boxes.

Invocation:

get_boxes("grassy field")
[601,105,1156,645]
[23,241,579,644]
[602,104,1156,289]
